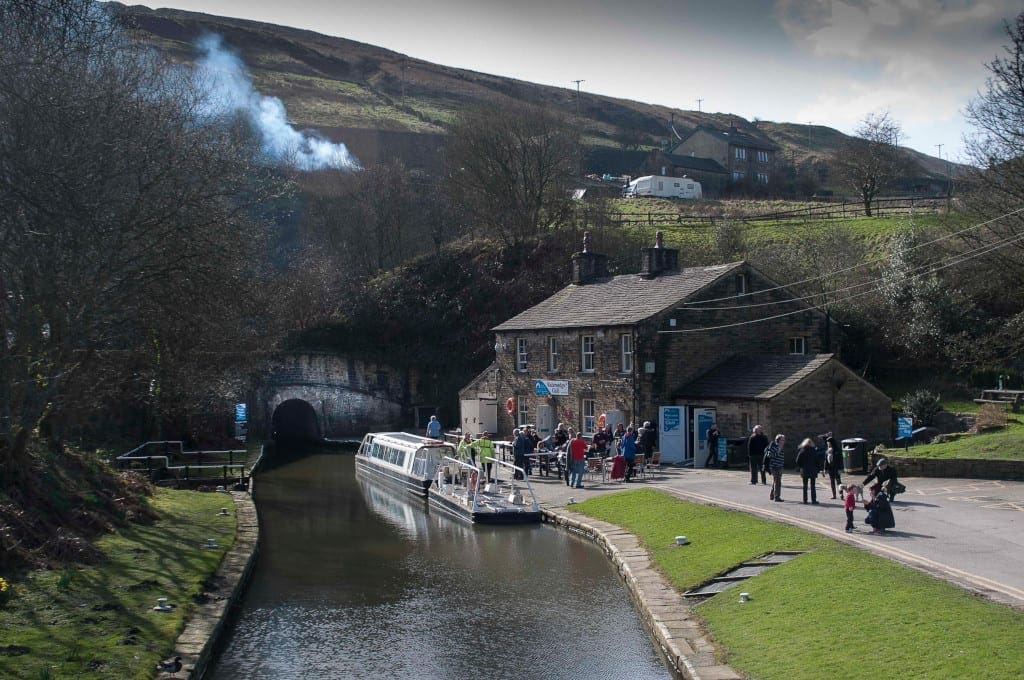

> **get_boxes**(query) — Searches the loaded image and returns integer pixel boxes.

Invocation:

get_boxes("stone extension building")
[459,233,890,464]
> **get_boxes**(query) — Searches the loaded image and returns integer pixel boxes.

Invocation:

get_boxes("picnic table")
[974,389,1024,412]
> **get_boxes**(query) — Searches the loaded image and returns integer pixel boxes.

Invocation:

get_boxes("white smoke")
[193,34,360,171]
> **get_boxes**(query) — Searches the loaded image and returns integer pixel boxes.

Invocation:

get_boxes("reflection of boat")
[429,456,542,524]
[355,432,453,497]
[355,474,431,541]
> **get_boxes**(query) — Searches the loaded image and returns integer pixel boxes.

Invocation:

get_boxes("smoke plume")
[194,34,360,171]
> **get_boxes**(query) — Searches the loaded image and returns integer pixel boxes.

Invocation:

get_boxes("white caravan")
[622,175,702,199]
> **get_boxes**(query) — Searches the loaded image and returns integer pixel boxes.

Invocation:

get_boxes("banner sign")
[234,403,247,422]
[897,416,913,439]
[534,379,569,396]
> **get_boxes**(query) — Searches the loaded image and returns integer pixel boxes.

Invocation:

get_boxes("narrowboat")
[354,432,452,498]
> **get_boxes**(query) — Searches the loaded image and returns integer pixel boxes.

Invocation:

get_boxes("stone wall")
[255,353,420,437]
[870,453,1024,481]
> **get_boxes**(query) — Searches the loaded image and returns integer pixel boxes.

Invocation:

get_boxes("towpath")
[525,465,1024,610]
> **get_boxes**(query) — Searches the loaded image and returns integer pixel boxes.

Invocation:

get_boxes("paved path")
[525,465,1024,610]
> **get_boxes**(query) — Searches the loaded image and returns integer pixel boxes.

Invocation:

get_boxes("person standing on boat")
[512,428,531,480]
[568,432,588,489]
[426,415,442,440]
[472,432,496,482]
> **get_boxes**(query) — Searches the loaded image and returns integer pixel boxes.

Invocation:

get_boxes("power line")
[680,207,1024,308]
[660,228,1024,334]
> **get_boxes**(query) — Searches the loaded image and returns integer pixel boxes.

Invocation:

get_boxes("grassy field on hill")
[575,489,1024,680]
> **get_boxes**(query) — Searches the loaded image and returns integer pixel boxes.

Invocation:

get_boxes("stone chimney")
[639,231,679,279]
[571,231,609,285]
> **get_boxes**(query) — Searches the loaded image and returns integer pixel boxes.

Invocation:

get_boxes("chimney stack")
[572,230,609,285]
[639,230,679,278]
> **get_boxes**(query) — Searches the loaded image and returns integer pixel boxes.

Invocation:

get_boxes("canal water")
[208,449,670,679]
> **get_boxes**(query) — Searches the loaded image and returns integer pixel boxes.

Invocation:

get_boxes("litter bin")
[841,437,868,474]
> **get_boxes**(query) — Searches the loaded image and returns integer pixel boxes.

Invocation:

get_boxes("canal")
[208,448,671,679]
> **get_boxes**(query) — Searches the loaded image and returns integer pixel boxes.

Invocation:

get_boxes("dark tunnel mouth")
[271,399,320,443]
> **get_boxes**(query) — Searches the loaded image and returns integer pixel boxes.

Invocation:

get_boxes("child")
[841,484,861,532]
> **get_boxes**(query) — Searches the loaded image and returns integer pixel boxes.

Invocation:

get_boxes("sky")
[143,0,1022,161]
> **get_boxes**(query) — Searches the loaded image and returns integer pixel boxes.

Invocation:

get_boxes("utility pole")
[807,121,812,148]
[696,98,703,113]
[935,143,943,160]
[571,79,585,117]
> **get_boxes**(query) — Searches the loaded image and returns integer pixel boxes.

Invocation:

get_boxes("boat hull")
[428,487,542,525]
[355,455,432,498]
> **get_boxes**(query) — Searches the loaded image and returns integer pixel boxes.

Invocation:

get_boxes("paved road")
[523,464,1024,609]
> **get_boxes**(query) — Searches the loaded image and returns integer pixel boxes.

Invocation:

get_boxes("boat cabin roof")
[365,432,450,451]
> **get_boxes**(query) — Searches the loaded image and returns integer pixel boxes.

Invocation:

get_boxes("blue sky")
[144,0,1022,161]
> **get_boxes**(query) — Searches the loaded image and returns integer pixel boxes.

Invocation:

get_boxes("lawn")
[902,419,1024,460]
[574,489,1024,680]
[0,489,236,680]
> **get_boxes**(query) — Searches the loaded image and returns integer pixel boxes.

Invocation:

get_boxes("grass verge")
[574,488,1024,680]
[901,420,1024,460]
[0,489,236,680]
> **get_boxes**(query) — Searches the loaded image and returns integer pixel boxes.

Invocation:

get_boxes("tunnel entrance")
[272,399,321,443]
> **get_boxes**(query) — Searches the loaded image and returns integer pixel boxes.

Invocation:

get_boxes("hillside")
[113,3,954,183]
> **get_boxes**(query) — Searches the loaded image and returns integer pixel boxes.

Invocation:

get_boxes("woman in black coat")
[823,436,842,499]
[794,437,820,504]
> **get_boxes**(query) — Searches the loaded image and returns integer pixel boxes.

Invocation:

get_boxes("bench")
[974,394,1024,412]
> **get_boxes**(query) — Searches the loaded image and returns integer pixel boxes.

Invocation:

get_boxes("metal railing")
[116,440,249,485]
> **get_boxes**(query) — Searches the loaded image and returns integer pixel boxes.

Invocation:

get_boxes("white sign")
[659,406,684,464]
[534,379,569,396]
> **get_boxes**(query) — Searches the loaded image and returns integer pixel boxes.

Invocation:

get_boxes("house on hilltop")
[672,125,778,188]
[458,232,890,464]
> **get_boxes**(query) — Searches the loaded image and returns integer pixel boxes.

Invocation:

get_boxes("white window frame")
[732,171,745,181]
[736,273,749,295]
[620,333,633,373]
[516,337,528,372]
[548,336,558,372]
[756,172,769,184]
[581,335,595,373]
[582,399,597,435]
[789,337,806,355]
[757,150,769,163]
[517,398,529,427]
[735,147,746,160]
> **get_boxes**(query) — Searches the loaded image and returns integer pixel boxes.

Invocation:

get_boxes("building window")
[736,273,749,295]
[732,171,745,181]
[620,334,633,373]
[757,150,769,163]
[756,172,769,184]
[735,147,746,160]
[582,399,596,434]
[789,337,806,355]
[516,338,528,372]
[548,336,558,372]
[518,398,529,427]
[581,335,595,372]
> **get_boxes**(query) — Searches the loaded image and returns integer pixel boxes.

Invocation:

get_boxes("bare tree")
[833,111,909,216]
[0,0,284,457]
[445,100,580,246]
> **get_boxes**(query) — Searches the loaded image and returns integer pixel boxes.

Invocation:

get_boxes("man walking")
[705,422,721,468]
[748,425,769,485]
[767,434,786,502]
[568,432,588,489]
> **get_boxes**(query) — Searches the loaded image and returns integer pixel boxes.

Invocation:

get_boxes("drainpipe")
[631,327,638,424]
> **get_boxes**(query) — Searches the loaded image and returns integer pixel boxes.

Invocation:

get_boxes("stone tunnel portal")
[271,399,321,443]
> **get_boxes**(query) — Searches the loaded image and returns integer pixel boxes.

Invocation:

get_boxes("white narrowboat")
[355,432,452,498]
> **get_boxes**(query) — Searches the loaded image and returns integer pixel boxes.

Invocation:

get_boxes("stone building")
[459,233,890,464]
[672,125,778,187]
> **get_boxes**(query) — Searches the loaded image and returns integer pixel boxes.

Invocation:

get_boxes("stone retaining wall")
[542,509,740,680]
[871,454,1024,481]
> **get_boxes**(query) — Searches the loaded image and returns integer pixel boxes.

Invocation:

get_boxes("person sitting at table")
[592,427,609,457]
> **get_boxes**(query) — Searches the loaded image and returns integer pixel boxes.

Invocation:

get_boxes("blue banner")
[235,403,247,422]
[897,416,913,438]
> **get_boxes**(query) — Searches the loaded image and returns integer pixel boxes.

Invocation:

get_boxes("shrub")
[902,389,943,426]
[0,576,10,606]
[975,403,1008,432]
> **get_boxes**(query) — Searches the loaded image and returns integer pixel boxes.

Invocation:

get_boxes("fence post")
[229,450,234,466]
[223,465,228,484]
[185,465,190,481]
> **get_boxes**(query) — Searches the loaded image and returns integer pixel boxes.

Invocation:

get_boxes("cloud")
[193,33,360,171]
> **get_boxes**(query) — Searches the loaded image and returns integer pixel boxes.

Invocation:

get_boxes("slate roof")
[660,153,729,175]
[675,126,779,152]
[583,148,650,176]
[493,262,743,331]
[674,354,834,400]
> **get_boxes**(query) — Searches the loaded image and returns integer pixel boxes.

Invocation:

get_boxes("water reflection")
[208,449,669,679]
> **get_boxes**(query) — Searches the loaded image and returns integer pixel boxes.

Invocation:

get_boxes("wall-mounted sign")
[534,379,569,396]
[234,403,247,422]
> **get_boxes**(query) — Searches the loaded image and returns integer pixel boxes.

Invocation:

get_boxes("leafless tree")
[445,100,580,247]
[0,0,285,458]
[832,111,910,216]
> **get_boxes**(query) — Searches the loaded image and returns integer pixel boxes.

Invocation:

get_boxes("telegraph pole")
[696,98,703,113]
[571,79,585,117]
[935,143,943,160]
